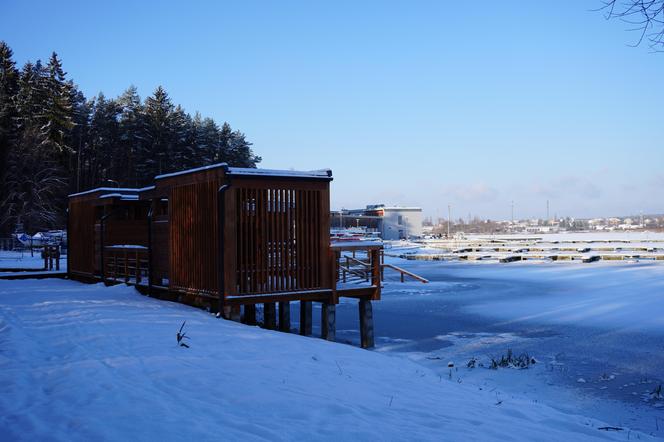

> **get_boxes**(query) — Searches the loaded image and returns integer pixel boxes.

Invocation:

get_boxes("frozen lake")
[330,259,664,437]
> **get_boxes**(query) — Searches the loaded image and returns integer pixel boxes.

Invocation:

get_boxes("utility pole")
[447,204,451,238]
[511,200,514,224]
[546,200,550,224]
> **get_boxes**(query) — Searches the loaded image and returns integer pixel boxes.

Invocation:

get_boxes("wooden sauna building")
[67,163,381,347]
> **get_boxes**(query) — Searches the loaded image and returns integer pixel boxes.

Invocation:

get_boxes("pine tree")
[0,126,66,232]
[0,42,19,233]
[0,43,262,234]
[196,116,220,164]
[0,42,19,168]
[170,104,194,169]
[228,128,260,168]
[44,52,74,156]
[88,93,120,186]
[117,86,146,187]
[69,84,92,193]
[143,86,174,177]
[14,61,49,131]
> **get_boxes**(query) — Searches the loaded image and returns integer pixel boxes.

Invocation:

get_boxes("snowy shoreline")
[0,279,651,441]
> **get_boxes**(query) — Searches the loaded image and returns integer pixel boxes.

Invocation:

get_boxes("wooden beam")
[278,301,291,332]
[321,303,336,341]
[223,289,334,306]
[229,305,241,322]
[243,304,257,325]
[264,302,277,329]
[299,300,312,336]
[359,299,375,349]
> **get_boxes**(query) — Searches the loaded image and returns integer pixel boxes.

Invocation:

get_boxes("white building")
[335,204,423,240]
[364,204,423,240]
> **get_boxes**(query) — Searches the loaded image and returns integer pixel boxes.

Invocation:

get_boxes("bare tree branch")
[597,0,664,51]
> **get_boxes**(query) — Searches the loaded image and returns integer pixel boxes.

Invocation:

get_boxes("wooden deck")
[67,164,382,348]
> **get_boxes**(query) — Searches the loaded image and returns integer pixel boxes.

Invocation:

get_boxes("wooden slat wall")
[92,219,149,276]
[234,185,326,295]
[169,180,219,296]
[68,200,96,275]
[151,216,169,284]
[104,220,148,246]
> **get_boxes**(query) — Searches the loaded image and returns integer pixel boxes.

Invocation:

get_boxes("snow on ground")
[0,251,67,276]
[0,279,646,441]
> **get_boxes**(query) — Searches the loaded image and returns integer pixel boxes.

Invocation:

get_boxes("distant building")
[332,204,423,240]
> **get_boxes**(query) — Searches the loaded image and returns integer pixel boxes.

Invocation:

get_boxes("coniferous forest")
[0,41,261,235]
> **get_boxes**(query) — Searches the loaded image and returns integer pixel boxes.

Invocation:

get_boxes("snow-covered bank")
[332,258,664,438]
[0,279,645,441]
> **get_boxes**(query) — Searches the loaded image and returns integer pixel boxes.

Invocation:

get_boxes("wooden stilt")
[359,299,375,348]
[321,303,336,341]
[243,304,257,325]
[229,305,241,322]
[299,300,312,336]
[278,301,291,332]
[264,302,277,329]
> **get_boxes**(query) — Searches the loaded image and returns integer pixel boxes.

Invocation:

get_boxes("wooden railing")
[330,241,382,301]
[103,246,148,284]
[381,263,429,283]
[339,255,371,282]
[334,244,428,284]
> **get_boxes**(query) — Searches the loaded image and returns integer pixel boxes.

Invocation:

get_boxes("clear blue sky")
[4,0,663,220]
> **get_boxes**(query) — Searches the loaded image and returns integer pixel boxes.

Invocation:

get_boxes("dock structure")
[67,163,381,348]
[397,236,664,263]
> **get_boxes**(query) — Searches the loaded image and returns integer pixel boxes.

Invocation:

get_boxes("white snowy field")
[0,279,647,441]
[0,251,51,270]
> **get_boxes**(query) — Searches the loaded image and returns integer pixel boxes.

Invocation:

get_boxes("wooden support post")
[343,257,347,283]
[278,301,291,332]
[229,305,241,322]
[299,300,312,336]
[359,299,375,349]
[135,250,141,284]
[370,249,382,301]
[264,303,277,330]
[243,304,257,325]
[124,249,129,283]
[321,303,336,341]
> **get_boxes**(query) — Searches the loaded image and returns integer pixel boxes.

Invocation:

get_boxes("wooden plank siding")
[169,180,220,297]
[68,200,96,276]
[68,164,341,306]
[229,180,330,297]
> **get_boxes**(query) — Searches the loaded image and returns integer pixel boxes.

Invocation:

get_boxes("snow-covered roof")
[154,163,332,181]
[227,167,332,179]
[379,206,422,212]
[98,193,140,201]
[68,187,140,198]
[155,163,228,180]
